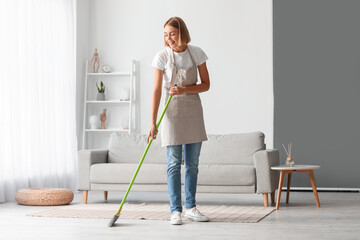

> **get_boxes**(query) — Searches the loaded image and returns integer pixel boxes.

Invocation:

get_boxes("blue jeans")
[167,142,202,213]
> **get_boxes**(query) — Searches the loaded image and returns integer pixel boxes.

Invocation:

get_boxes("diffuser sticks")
[282,143,295,166]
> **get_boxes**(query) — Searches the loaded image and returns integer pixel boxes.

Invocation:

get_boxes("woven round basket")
[15,188,74,206]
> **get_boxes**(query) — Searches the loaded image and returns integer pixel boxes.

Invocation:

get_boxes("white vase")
[121,116,129,130]
[120,88,130,101]
[89,115,99,129]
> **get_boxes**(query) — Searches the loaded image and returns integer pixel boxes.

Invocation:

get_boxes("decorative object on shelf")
[100,108,107,129]
[89,115,99,129]
[282,143,295,166]
[120,88,130,101]
[121,116,129,130]
[91,48,100,73]
[102,64,111,73]
[96,81,105,100]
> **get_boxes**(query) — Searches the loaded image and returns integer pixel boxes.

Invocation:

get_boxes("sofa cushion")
[197,164,255,186]
[108,132,265,165]
[108,133,167,164]
[90,163,255,186]
[90,163,168,184]
[200,132,265,165]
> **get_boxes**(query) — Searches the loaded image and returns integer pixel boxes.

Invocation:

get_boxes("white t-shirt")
[151,45,208,86]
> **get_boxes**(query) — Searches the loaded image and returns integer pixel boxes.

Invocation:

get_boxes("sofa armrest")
[253,149,280,194]
[77,149,109,190]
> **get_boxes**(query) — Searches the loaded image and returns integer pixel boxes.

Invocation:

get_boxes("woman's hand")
[147,123,158,143]
[169,86,185,96]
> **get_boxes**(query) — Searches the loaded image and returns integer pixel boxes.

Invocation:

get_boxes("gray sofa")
[77,131,280,206]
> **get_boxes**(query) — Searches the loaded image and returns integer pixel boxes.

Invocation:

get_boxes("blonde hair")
[163,17,191,47]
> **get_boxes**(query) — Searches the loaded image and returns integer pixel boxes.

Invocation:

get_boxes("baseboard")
[281,187,360,193]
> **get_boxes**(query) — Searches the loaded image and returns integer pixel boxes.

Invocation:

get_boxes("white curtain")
[0,0,77,202]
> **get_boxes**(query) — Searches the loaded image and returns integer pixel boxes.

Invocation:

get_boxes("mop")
[108,94,173,227]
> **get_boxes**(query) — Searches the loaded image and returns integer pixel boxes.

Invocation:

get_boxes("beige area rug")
[27,203,275,223]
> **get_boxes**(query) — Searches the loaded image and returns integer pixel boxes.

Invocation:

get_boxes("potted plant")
[96,81,105,100]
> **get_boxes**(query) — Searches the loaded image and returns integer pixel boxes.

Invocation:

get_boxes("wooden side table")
[271,165,320,210]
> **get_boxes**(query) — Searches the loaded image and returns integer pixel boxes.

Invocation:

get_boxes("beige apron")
[161,47,208,147]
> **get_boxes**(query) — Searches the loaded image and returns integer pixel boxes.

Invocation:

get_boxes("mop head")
[108,215,120,227]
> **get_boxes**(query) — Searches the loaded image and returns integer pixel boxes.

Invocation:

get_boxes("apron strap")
[170,47,176,66]
[169,49,176,87]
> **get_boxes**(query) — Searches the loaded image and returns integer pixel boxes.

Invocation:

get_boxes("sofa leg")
[271,191,275,204]
[83,190,88,204]
[262,193,269,207]
[104,191,108,200]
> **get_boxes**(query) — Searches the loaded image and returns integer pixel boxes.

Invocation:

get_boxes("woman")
[148,17,210,225]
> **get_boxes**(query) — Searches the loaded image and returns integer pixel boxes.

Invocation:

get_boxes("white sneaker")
[170,212,182,225]
[184,207,209,222]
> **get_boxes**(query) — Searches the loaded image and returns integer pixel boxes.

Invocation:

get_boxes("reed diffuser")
[282,143,295,167]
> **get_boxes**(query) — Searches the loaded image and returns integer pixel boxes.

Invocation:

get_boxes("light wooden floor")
[1,190,359,240]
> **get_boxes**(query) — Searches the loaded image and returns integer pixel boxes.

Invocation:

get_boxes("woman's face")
[164,25,181,49]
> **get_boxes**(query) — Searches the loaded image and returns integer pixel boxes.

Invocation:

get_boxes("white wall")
[77,0,274,148]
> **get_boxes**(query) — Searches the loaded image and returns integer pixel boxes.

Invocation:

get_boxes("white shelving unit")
[82,60,138,149]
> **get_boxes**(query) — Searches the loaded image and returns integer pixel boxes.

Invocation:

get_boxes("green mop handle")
[114,95,173,216]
